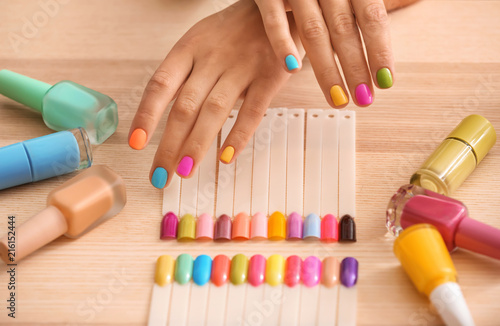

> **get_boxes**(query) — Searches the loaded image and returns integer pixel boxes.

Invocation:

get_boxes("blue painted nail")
[285,55,299,71]
[193,255,213,286]
[303,213,321,239]
[151,167,168,189]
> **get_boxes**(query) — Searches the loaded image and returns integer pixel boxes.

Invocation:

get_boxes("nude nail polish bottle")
[0,165,126,264]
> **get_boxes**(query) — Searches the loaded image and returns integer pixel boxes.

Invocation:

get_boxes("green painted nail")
[377,68,393,89]
[230,254,249,285]
[178,214,196,241]
[175,254,193,284]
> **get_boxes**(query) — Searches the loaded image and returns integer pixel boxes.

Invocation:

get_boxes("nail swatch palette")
[162,108,356,242]
[148,254,358,326]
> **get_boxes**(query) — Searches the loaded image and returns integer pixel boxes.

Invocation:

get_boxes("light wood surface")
[1,0,500,324]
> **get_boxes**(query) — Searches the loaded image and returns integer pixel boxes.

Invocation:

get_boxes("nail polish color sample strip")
[162,108,356,242]
[148,254,358,326]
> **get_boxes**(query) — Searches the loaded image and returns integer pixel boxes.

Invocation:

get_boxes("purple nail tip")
[340,257,358,287]
[214,214,232,241]
[161,212,178,239]
[286,212,303,240]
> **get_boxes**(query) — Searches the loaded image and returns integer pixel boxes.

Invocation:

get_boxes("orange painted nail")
[129,128,147,150]
[211,254,231,287]
[268,211,286,241]
[232,212,250,240]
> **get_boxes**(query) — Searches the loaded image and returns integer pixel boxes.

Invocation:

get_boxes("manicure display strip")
[162,108,356,242]
[148,254,358,326]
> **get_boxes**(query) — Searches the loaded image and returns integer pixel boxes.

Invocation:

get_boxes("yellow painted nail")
[230,254,249,285]
[266,254,285,286]
[220,146,235,163]
[330,85,348,106]
[155,255,175,286]
[268,211,286,240]
[178,214,196,241]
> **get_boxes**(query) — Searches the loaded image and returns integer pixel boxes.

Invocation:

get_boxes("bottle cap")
[447,114,496,164]
[0,69,51,112]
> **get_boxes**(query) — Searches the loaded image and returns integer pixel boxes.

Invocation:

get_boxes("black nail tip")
[339,214,356,242]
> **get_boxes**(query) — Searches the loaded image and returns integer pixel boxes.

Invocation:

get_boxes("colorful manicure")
[339,214,356,242]
[250,212,267,239]
[268,211,286,240]
[196,213,214,240]
[174,254,193,285]
[330,85,348,106]
[285,55,299,71]
[322,257,340,288]
[177,156,193,177]
[355,84,373,106]
[266,254,285,286]
[248,255,266,287]
[230,254,249,285]
[220,146,235,164]
[321,214,338,242]
[151,167,168,189]
[211,255,231,287]
[302,256,321,287]
[161,212,178,239]
[286,212,303,240]
[214,214,232,241]
[129,128,147,150]
[178,214,196,241]
[340,257,358,288]
[155,255,175,286]
[193,255,212,286]
[376,68,393,89]
[284,255,302,287]
[303,213,321,239]
[232,212,250,240]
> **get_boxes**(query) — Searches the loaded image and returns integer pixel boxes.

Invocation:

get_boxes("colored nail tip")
[177,156,194,177]
[195,213,214,240]
[322,257,340,288]
[230,254,249,285]
[232,212,250,240]
[266,254,285,286]
[330,85,349,107]
[340,257,358,288]
[248,255,266,287]
[160,212,178,239]
[211,255,231,286]
[129,128,147,150]
[193,255,212,286]
[151,167,168,189]
[250,212,268,239]
[155,255,175,286]
[376,68,393,89]
[339,214,357,242]
[214,214,232,241]
[284,255,302,287]
[268,211,286,241]
[285,55,299,71]
[220,146,235,163]
[321,214,339,242]
[303,213,321,239]
[178,214,196,241]
[286,212,303,240]
[175,254,194,285]
[355,83,373,106]
[302,256,321,287]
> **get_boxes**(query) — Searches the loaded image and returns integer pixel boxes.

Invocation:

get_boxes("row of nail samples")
[154,254,358,288]
[160,211,357,242]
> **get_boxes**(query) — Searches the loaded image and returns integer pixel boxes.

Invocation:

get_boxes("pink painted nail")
[355,84,373,105]
[196,213,214,240]
[250,212,268,239]
[284,255,302,287]
[302,256,321,287]
[321,214,338,242]
[248,254,266,287]
[177,156,194,176]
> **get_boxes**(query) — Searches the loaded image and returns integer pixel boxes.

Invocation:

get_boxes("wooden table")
[1,0,499,324]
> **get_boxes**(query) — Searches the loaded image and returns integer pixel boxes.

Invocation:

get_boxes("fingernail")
[302,256,321,287]
[160,212,178,239]
[355,84,373,106]
[322,257,340,288]
[268,211,286,241]
[155,255,175,286]
[214,214,232,241]
[286,212,303,240]
[321,214,338,242]
[196,213,214,240]
[266,254,285,286]
[284,255,302,287]
[376,68,393,89]
[248,254,266,287]
[232,212,250,240]
[250,212,268,239]
[211,254,231,287]
[193,255,212,286]
[230,254,249,285]
[152,167,168,189]
[174,254,193,285]
[303,213,321,239]
[339,214,357,242]
[129,128,147,150]
[285,54,299,71]
[330,85,348,106]
[177,156,193,177]
[220,146,235,163]
[340,257,358,288]
[178,214,196,241]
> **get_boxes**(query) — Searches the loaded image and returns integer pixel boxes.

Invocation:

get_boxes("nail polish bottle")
[410,115,496,196]
[387,184,500,260]
[0,128,92,190]
[0,165,126,264]
[0,69,118,144]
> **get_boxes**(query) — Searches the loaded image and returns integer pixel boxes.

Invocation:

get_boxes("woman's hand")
[129,0,301,188]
